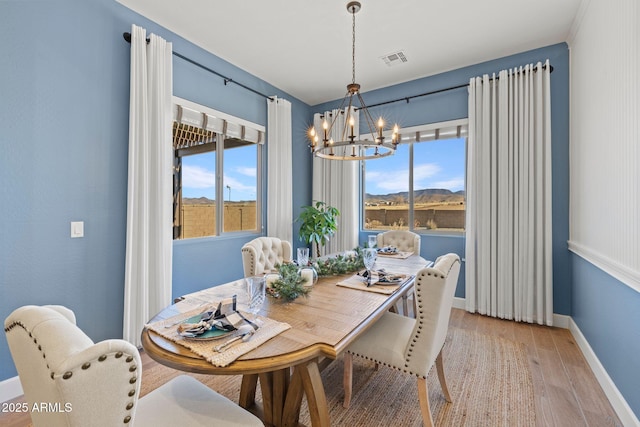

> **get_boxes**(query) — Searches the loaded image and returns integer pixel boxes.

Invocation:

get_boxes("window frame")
[360,118,468,236]
[172,96,264,240]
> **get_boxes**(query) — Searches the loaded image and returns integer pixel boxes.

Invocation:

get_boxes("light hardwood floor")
[0,308,622,426]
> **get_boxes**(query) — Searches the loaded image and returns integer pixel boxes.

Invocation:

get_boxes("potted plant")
[296,201,340,258]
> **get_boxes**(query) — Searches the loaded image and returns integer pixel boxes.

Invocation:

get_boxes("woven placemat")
[376,250,413,259]
[146,305,291,367]
[336,274,409,295]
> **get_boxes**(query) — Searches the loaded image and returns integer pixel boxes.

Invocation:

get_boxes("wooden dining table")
[141,253,429,427]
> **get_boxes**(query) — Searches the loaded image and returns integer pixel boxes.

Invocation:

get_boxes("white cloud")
[223,175,256,194]
[367,162,449,193]
[367,169,409,193]
[413,163,441,182]
[236,166,257,178]
[433,177,465,191]
[183,165,215,189]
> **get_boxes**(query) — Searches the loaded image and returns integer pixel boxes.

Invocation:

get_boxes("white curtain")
[312,108,359,256]
[465,60,553,325]
[267,97,293,243]
[123,25,173,345]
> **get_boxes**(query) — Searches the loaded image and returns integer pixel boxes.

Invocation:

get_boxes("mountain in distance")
[365,188,465,205]
[183,196,214,205]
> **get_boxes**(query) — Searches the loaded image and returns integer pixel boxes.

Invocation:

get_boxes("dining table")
[141,253,430,427]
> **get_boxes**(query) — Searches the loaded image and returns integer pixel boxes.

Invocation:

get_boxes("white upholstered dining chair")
[241,236,292,277]
[342,253,461,427]
[376,230,422,316]
[376,229,421,254]
[4,305,263,427]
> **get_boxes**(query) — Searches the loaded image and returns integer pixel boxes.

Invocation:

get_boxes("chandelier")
[307,1,399,160]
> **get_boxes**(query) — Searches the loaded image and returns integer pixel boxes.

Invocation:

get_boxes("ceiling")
[116,0,582,106]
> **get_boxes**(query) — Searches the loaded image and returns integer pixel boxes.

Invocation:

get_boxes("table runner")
[146,304,291,367]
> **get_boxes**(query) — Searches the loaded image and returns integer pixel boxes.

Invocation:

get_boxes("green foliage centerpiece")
[312,248,364,276]
[268,263,311,302]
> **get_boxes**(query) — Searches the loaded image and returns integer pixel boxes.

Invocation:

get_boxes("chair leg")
[343,352,353,408]
[435,348,452,403]
[402,294,410,317]
[417,377,435,427]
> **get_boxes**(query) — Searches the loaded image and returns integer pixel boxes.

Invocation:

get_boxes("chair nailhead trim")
[98,355,107,362]
[129,365,137,372]
[126,356,133,363]
[129,376,137,384]
[115,351,123,358]
[126,402,134,410]
[63,372,73,380]
[124,415,131,424]
[128,389,135,397]
[82,362,91,370]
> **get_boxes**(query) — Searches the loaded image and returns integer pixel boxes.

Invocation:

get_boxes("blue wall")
[317,43,571,309]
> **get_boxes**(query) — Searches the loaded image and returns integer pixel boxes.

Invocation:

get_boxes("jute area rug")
[141,327,536,426]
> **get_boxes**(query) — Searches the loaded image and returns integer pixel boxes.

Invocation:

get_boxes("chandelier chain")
[352,5,356,85]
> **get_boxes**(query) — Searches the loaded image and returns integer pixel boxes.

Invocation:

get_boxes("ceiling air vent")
[380,50,408,67]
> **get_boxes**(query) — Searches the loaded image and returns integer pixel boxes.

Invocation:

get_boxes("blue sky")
[365,137,466,195]
[181,145,257,201]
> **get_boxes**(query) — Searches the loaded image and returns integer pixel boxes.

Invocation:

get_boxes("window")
[172,98,264,240]
[363,119,467,233]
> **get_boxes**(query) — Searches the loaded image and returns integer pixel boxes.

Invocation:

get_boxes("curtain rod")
[359,63,553,110]
[122,32,274,101]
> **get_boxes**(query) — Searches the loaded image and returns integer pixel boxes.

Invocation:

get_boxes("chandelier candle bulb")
[349,116,355,140]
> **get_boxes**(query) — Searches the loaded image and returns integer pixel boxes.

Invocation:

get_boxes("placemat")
[146,305,291,367]
[376,250,413,259]
[336,273,410,295]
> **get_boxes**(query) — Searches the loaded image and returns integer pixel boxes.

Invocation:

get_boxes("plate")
[375,278,403,286]
[375,274,408,286]
[377,247,398,254]
[178,313,235,341]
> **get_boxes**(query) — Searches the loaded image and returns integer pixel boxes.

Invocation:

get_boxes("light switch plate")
[71,221,84,238]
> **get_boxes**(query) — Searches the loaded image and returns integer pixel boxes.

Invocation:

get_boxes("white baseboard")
[568,317,640,427]
[0,375,22,403]
[453,296,466,310]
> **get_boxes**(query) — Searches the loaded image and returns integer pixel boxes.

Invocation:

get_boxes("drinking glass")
[245,276,266,320]
[368,235,377,248]
[297,247,309,266]
[362,248,377,285]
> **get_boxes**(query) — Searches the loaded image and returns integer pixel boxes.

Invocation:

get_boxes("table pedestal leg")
[240,374,259,408]
[242,359,329,427]
[283,359,330,427]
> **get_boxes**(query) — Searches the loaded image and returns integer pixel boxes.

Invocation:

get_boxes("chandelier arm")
[323,90,352,146]
[357,92,381,141]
